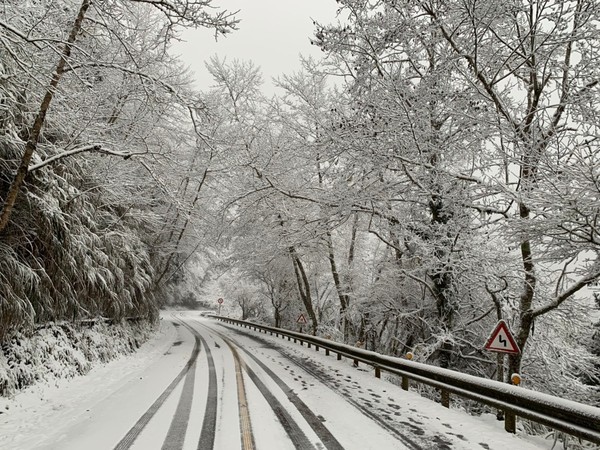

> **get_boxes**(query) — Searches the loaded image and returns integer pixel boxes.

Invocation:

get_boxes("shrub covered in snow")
[0,319,155,397]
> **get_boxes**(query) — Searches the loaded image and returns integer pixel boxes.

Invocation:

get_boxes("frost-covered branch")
[28,144,136,172]
[128,0,239,34]
[532,268,600,318]
[0,20,42,48]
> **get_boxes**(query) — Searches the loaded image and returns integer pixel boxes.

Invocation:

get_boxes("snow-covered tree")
[0,0,238,336]
[309,0,600,392]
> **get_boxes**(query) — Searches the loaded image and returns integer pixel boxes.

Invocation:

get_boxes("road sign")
[217,298,224,304]
[296,313,308,325]
[484,320,520,354]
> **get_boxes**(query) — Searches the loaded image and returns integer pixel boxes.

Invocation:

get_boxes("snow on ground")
[0,316,184,449]
[0,311,582,449]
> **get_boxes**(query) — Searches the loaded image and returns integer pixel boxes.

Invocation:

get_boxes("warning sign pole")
[297,313,308,333]
[495,352,505,421]
[484,320,520,427]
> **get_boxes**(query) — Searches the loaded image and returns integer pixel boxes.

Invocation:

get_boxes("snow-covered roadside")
[0,319,157,397]
[0,316,178,449]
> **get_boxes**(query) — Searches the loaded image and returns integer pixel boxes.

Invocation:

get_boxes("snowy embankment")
[0,319,156,397]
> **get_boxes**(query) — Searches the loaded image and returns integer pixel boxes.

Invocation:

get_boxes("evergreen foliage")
[0,0,237,340]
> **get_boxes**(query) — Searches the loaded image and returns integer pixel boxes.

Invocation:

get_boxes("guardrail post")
[504,373,521,434]
[308,342,311,348]
[505,412,516,434]
[325,348,330,356]
[337,353,342,361]
[401,376,409,391]
[375,366,381,378]
[315,345,320,352]
[441,389,450,408]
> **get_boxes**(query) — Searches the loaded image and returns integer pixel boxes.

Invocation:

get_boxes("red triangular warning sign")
[484,320,520,354]
[296,314,308,324]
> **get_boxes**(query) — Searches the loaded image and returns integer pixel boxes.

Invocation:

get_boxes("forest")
[0,0,599,411]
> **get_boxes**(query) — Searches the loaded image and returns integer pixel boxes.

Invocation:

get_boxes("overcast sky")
[173,0,340,93]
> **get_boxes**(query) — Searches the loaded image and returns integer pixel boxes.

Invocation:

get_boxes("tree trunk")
[289,247,318,335]
[344,213,358,340]
[326,231,350,341]
[0,0,91,234]
[428,191,456,369]
[508,186,538,375]
[274,307,281,328]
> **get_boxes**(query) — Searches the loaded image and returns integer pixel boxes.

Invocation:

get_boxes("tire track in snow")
[161,359,197,450]
[186,319,256,449]
[114,315,201,450]
[200,322,344,450]
[273,348,424,450]
[188,323,218,450]
[219,324,427,450]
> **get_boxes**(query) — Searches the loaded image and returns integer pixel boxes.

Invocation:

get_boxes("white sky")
[172,0,340,94]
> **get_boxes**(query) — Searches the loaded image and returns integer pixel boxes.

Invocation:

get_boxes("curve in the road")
[116,316,376,450]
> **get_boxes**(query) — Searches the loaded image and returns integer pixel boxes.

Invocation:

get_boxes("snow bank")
[0,320,156,397]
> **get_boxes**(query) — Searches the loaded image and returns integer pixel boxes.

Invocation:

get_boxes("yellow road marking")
[227,341,255,450]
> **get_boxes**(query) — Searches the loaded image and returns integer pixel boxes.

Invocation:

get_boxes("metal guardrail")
[213,315,600,445]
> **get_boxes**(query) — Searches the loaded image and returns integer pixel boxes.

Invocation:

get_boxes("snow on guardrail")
[212,315,600,445]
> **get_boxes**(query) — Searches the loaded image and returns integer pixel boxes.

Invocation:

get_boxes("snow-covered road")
[0,311,551,449]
